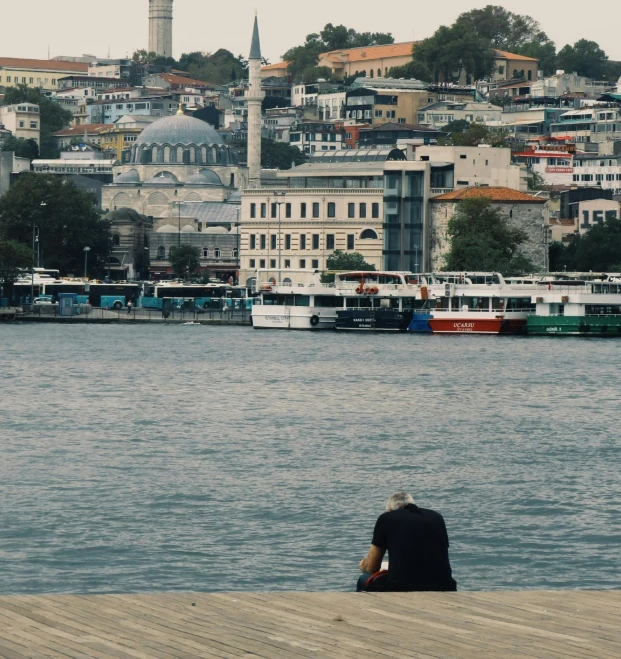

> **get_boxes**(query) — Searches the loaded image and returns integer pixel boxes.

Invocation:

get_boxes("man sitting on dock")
[357,491,457,592]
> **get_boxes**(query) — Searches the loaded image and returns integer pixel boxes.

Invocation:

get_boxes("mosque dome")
[186,169,223,186]
[180,224,196,233]
[144,171,179,185]
[116,169,141,183]
[156,224,178,233]
[202,226,229,234]
[136,113,223,147]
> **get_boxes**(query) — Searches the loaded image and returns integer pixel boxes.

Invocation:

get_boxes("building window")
[270,259,276,268]
[299,259,306,268]
[249,259,256,268]
[348,202,355,218]
[157,246,166,259]
[312,259,319,269]
[327,202,336,218]
[284,259,291,268]
[347,234,355,250]
[359,203,367,219]
[260,259,266,268]
[301,202,307,218]
[300,234,307,249]
[312,234,320,249]
[250,203,256,218]
[260,203,267,218]
[112,234,120,246]
[260,234,266,249]
[214,248,221,258]
[285,234,291,249]
[250,234,256,249]
[312,202,320,218]
[285,203,291,218]
[271,234,277,249]
[202,247,209,257]
[271,203,277,218]
[326,234,335,250]
[372,202,380,218]
[30,121,38,129]
[360,229,378,239]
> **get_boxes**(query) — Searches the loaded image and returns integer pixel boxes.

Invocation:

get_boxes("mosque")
[101,6,264,280]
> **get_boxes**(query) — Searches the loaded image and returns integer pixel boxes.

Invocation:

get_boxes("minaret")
[149,0,173,58]
[247,14,264,189]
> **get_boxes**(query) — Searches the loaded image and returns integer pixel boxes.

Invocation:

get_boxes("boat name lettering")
[454,323,475,330]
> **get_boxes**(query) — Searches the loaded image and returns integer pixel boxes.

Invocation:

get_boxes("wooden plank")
[0,592,619,659]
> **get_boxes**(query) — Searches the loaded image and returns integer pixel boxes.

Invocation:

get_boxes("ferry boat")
[527,278,621,336]
[334,272,427,331]
[408,273,540,335]
[251,270,341,330]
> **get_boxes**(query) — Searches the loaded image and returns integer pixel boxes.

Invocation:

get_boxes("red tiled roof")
[0,57,88,73]
[262,61,289,71]
[320,41,417,64]
[431,187,547,203]
[53,124,113,136]
[494,50,538,62]
[156,73,212,87]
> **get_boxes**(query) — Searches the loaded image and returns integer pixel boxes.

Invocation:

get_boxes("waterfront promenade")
[0,590,619,658]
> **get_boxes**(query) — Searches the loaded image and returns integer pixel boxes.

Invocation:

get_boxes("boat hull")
[527,316,621,336]
[336,310,413,331]
[252,306,337,330]
[428,318,504,334]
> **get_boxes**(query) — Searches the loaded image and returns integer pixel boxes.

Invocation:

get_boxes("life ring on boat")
[356,286,364,294]
[310,315,320,327]
[368,286,379,295]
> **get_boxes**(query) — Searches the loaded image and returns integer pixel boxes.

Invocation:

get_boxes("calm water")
[1,325,619,594]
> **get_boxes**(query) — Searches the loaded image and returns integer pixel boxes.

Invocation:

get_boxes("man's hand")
[359,558,368,573]
[359,545,385,574]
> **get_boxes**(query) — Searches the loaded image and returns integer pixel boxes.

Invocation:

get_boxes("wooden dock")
[0,591,619,658]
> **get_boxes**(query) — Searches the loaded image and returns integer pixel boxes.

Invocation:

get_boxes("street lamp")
[273,191,286,271]
[83,246,91,279]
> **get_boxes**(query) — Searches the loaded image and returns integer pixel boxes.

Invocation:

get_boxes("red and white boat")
[422,273,540,335]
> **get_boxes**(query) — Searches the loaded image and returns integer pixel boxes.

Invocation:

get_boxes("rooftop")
[321,41,417,64]
[360,122,440,133]
[153,72,214,88]
[494,50,539,62]
[0,57,88,72]
[261,61,289,71]
[53,124,114,137]
[432,187,547,203]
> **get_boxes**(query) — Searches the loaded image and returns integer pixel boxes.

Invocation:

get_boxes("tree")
[261,139,308,169]
[0,238,33,300]
[557,40,608,79]
[0,174,110,276]
[574,217,621,271]
[2,85,72,158]
[283,24,393,82]
[320,250,376,282]
[444,197,534,273]
[442,119,471,135]
[412,25,494,84]
[0,136,39,159]
[527,171,546,191]
[441,123,508,147]
[169,245,201,279]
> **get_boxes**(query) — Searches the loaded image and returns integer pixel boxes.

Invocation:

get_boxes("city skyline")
[4,0,621,65]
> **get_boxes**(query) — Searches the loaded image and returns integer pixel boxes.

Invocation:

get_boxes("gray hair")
[386,491,415,512]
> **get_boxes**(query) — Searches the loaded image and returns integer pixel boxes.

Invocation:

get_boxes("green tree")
[2,85,72,158]
[442,119,471,135]
[412,24,494,84]
[548,238,578,272]
[557,40,608,79]
[283,25,393,83]
[320,250,376,282]
[229,138,307,170]
[0,238,34,299]
[574,217,621,271]
[0,174,110,276]
[441,123,508,147]
[444,196,534,273]
[169,244,201,279]
[0,136,39,159]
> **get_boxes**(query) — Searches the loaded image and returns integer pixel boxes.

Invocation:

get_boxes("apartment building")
[289,121,345,154]
[0,104,40,144]
[0,58,87,91]
[88,59,132,80]
[53,124,113,150]
[87,97,178,124]
[317,42,417,79]
[417,101,502,129]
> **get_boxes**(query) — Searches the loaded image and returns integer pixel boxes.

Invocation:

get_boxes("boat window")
[506,298,535,311]
[451,297,462,311]
[315,296,342,307]
[294,296,310,306]
[464,297,489,310]
[436,297,449,310]
[586,305,621,315]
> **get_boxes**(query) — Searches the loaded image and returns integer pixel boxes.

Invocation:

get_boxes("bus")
[12,280,141,308]
[141,283,249,311]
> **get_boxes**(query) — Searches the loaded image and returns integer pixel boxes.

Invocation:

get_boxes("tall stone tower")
[149,0,173,58]
[247,14,264,189]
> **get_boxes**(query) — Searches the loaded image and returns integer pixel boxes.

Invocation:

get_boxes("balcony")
[430,188,454,196]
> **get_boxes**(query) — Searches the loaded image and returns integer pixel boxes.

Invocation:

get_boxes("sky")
[4,0,621,64]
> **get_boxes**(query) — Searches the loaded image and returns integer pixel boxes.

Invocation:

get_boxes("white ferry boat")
[251,270,341,330]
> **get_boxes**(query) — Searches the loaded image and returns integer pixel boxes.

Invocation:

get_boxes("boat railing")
[334,282,419,291]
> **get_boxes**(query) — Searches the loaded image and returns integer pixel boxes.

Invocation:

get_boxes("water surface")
[1,325,619,593]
